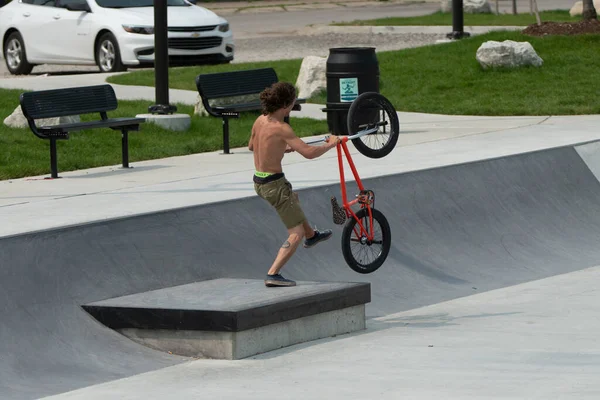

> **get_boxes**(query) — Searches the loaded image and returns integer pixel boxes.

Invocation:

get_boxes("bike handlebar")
[303,125,379,145]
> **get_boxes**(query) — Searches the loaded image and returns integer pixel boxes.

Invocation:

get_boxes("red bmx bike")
[307,92,400,274]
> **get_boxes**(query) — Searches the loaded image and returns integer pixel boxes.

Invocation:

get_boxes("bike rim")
[353,99,392,151]
[349,214,385,266]
[6,39,23,70]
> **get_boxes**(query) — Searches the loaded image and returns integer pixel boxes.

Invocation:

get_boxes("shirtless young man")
[249,82,341,287]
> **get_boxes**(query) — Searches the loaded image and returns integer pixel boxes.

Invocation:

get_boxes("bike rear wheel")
[347,92,400,159]
[341,207,391,274]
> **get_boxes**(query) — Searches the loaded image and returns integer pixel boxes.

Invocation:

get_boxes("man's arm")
[248,128,255,151]
[281,125,339,159]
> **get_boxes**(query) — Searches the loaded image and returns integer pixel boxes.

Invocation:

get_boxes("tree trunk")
[582,0,598,20]
[532,0,541,25]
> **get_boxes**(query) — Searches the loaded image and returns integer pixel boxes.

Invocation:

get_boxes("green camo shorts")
[254,172,307,229]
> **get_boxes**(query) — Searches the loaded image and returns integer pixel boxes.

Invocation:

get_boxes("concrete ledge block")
[118,304,365,359]
[83,278,370,359]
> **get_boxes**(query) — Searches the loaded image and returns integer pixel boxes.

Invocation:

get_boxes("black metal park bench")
[20,84,146,178]
[195,67,306,154]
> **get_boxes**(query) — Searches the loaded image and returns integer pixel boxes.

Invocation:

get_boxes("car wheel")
[96,32,126,73]
[4,31,33,75]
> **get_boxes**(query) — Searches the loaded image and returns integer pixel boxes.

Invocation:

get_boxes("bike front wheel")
[347,92,400,159]
[341,207,391,274]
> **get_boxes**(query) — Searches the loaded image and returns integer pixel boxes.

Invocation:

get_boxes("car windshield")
[95,0,189,8]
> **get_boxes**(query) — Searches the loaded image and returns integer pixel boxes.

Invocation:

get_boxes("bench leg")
[50,138,59,179]
[121,129,130,168]
[222,117,230,154]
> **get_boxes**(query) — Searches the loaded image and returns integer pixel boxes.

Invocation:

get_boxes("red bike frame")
[336,137,375,241]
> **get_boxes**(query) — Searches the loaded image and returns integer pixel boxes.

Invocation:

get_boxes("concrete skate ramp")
[3,144,600,399]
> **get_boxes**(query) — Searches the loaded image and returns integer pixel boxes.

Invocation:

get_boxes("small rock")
[476,40,543,69]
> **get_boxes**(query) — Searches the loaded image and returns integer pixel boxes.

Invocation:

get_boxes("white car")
[0,0,234,74]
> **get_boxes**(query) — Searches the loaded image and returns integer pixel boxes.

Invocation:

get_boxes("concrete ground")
[42,264,600,400]
[2,1,600,398]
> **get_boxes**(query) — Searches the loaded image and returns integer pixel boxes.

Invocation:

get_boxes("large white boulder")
[295,55,327,99]
[4,105,80,129]
[441,0,492,13]
[476,40,543,69]
[569,0,600,16]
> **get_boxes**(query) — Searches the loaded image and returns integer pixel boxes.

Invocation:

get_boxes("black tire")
[346,92,399,159]
[341,207,391,274]
[3,31,33,75]
[95,32,126,73]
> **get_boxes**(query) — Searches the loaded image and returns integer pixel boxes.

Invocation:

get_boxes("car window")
[56,0,86,7]
[95,0,188,7]
[30,0,57,6]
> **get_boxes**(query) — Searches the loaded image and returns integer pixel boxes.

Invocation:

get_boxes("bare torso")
[250,114,289,174]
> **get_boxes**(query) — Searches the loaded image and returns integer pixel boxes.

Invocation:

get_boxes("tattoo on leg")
[282,240,291,248]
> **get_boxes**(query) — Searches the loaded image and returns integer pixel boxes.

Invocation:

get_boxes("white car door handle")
[22,12,30,17]
[53,14,61,19]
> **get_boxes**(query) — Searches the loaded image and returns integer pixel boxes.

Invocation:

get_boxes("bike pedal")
[331,196,347,225]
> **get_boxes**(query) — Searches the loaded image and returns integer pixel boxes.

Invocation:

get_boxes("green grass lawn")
[109,30,600,116]
[107,59,304,92]
[331,10,580,26]
[0,89,327,180]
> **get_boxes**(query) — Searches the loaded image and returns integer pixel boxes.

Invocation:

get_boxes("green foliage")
[331,10,579,26]
[0,93,327,180]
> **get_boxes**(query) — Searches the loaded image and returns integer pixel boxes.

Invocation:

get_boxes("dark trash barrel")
[325,47,380,135]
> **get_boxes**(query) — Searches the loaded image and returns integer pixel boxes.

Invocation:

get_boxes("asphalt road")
[224,2,442,38]
[222,0,579,38]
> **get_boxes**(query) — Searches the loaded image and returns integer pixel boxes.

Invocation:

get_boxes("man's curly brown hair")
[260,82,296,115]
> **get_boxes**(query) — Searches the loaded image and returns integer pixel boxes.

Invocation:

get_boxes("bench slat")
[19,84,145,178]
[194,67,306,155]
[196,68,278,99]
[213,97,306,113]
[20,85,118,120]
[38,117,146,133]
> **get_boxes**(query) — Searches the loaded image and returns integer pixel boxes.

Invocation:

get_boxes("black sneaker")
[303,227,333,248]
[264,274,296,287]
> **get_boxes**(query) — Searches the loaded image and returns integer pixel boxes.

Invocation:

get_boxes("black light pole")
[149,0,177,114]
[446,0,471,39]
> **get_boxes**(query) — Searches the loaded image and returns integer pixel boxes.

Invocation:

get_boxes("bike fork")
[335,142,375,241]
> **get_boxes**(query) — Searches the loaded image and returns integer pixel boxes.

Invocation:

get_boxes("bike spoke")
[356,103,391,151]
[348,214,384,266]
